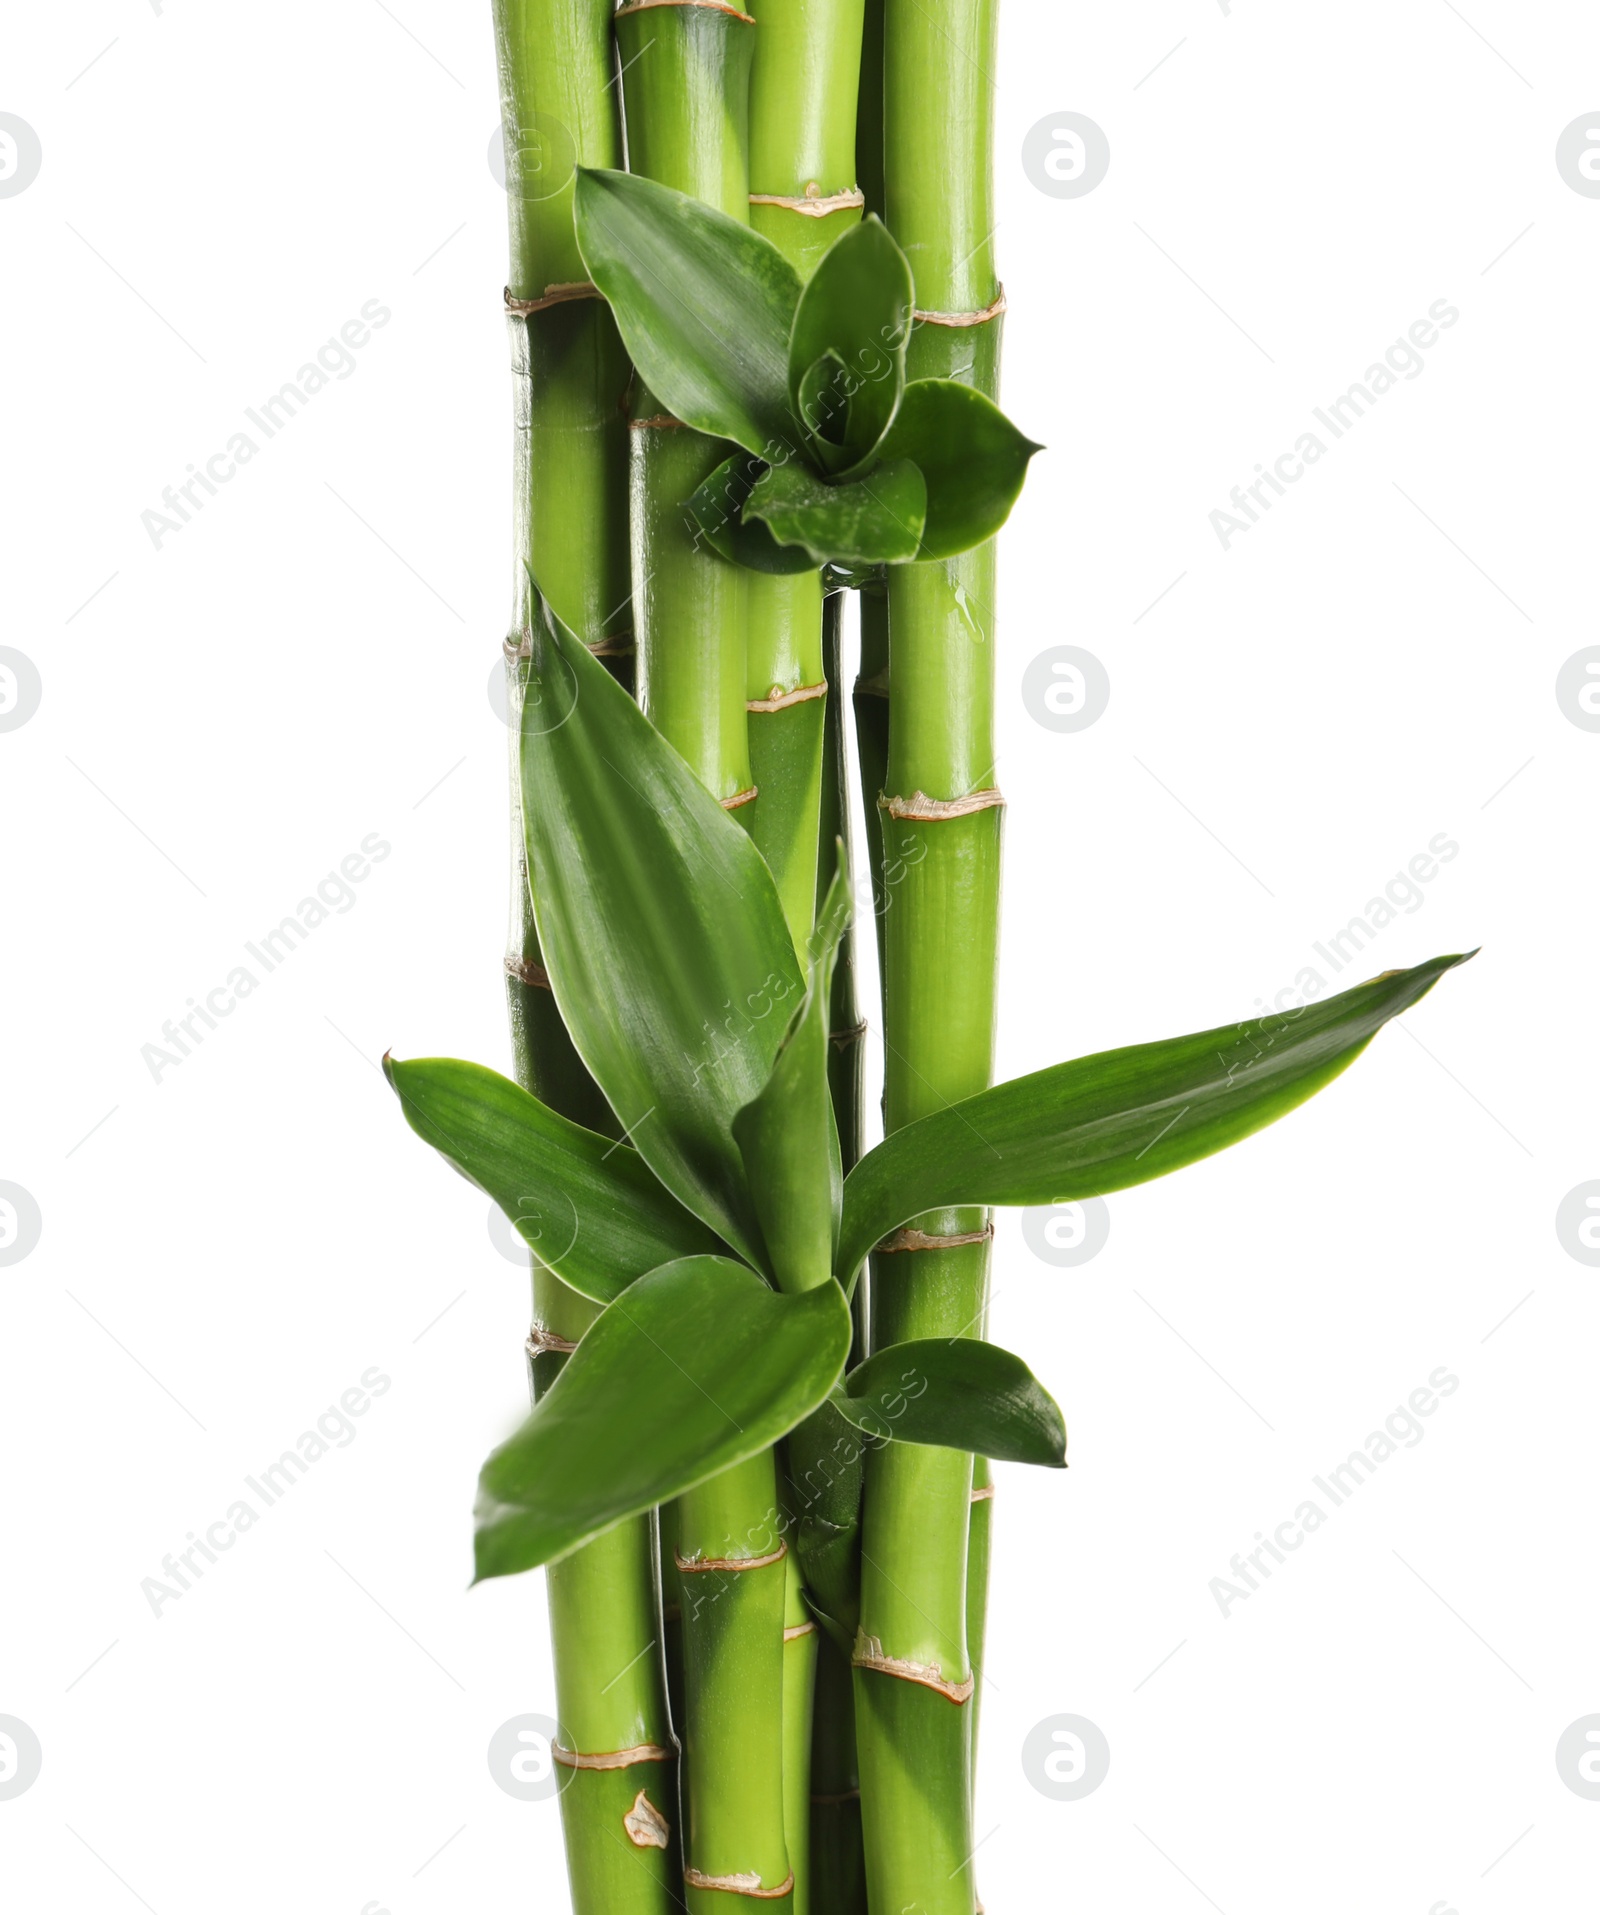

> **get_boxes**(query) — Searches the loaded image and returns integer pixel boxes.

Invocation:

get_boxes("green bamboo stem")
[618,15,794,1904]
[780,1548,819,1915]
[742,0,865,961]
[675,1456,793,1906]
[854,0,1003,1904]
[495,4,681,1908]
[808,1636,866,1913]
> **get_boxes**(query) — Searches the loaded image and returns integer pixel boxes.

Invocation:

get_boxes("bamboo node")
[914,287,1007,329]
[875,1223,993,1253]
[970,1482,996,1503]
[624,1789,671,1849]
[783,1620,818,1641]
[629,413,686,430]
[748,188,866,217]
[854,669,890,699]
[851,1634,975,1703]
[505,954,552,991]
[587,634,636,657]
[552,1740,677,1770]
[526,1324,579,1357]
[616,0,756,19]
[719,784,760,811]
[746,680,828,713]
[504,281,603,315]
[682,1867,795,1898]
[675,1540,787,1573]
[810,1786,862,1806]
[829,1019,868,1050]
[878,788,1006,822]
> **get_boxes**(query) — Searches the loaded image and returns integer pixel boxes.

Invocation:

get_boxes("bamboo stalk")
[494,4,683,1908]
[616,13,794,1904]
[675,1457,792,1909]
[741,0,865,961]
[853,0,1003,1905]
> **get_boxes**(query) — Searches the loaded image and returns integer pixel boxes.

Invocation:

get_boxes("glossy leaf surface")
[835,1338,1066,1467]
[873,379,1040,559]
[788,217,913,470]
[838,954,1474,1282]
[575,168,800,456]
[732,859,852,1293]
[519,588,803,1266]
[385,1055,720,1304]
[686,453,817,576]
[746,457,926,566]
[475,1257,853,1576]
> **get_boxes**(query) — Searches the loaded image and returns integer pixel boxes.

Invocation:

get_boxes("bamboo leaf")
[788,216,913,472]
[795,351,855,473]
[384,1055,722,1304]
[732,858,852,1294]
[873,379,1041,559]
[518,585,804,1267]
[745,457,926,567]
[574,168,800,456]
[474,1256,853,1576]
[787,1397,867,1651]
[833,1338,1066,1468]
[838,954,1476,1283]
[686,453,818,576]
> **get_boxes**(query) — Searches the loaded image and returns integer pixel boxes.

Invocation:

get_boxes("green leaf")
[685,453,818,576]
[731,857,852,1294]
[574,168,800,456]
[873,379,1041,559]
[745,456,926,567]
[834,1338,1066,1468]
[519,586,804,1267]
[838,953,1476,1283]
[383,1055,721,1305]
[474,1256,853,1576]
[788,216,912,472]
[795,351,854,472]
[787,1397,868,1652]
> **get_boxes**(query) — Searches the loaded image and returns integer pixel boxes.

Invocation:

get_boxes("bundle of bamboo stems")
[380,3,1473,1908]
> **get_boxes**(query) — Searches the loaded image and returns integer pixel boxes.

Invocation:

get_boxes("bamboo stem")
[854,0,1003,1903]
[676,1457,792,1907]
[617,16,795,1904]
[494,5,681,1908]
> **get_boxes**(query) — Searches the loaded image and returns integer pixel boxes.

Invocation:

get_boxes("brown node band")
[879,788,1006,822]
[829,1019,868,1051]
[747,680,828,713]
[527,1324,579,1357]
[970,1482,996,1504]
[552,1740,676,1771]
[624,1790,671,1849]
[629,413,686,431]
[875,1224,993,1254]
[855,668,890,699]
[675,1540,787,1573]
[914,288,1007,329]
[618,0,755,17]
[682,1867,795,1898]
[503,629,634,660]
[720,784,760,811]
[749,188,866,217]
[852,1635,975,1703]
[810,1786,861,1806]
[783,1620,817,1641]
[505,281,603,315]
[505,954,552,991]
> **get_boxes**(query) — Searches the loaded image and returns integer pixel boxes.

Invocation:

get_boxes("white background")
[3,2,1597,1910]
